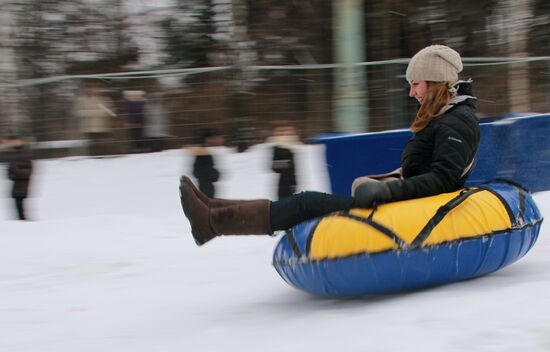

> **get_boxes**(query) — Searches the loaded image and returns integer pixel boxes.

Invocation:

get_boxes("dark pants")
[269,191,356,231]
[87,132,111,156]
[14,197,26,220]
[129,127,144,152]
[277,176,295,200]
[198,181,215,198]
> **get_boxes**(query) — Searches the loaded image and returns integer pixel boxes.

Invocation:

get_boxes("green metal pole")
[333,0,368,132]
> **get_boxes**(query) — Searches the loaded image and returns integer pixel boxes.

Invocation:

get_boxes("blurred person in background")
[180,45,480,246]
[3,135,33,220]
[190,128,224,198]
[144,91,169,152]
[266,120,301,199]
[123,90,147,153]
[74,81,117,157]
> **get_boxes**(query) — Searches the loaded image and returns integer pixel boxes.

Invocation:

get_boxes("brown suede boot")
[180,176,240,208]
[210,199,272,237]
[180,178,272,246]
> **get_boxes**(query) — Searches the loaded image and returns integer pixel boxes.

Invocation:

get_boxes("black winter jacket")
[272,146,297,199]
[386,98,480,201]
[192,151,219,198]
[7,145,33,198]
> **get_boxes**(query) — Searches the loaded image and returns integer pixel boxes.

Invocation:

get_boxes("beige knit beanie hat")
[406,45,463,83]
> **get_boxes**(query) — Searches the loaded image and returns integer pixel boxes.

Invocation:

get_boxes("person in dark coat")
[272,147,296,199]
[124,90,146,153]
[191,129,224,198]
[180,45,481,246]
[4,135,33,220]
[267,121,301,199]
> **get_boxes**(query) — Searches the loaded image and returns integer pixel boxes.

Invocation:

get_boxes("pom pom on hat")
[406,45,463,83]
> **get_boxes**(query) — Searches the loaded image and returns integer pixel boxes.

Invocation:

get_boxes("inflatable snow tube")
[273,181,543,297]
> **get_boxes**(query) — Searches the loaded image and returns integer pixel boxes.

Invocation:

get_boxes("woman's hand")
[351,169,402,195]
[354,182,392,208]
[351,176,375,195]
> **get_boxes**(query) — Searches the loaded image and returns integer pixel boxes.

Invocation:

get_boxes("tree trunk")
[505,0,533,113]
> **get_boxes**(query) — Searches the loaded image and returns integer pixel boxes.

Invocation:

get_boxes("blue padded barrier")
[313,114,550,194]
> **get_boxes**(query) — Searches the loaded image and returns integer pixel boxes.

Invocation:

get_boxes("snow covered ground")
[0,145,548,352]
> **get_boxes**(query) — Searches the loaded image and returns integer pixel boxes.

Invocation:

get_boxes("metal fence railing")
[1,57,550,157]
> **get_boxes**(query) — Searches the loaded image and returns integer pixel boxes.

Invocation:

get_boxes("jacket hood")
[439,79,477,115]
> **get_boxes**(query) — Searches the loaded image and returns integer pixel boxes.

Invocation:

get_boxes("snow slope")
[0,145,548,352]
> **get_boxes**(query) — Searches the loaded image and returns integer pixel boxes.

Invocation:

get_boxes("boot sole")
[179,176,213,246]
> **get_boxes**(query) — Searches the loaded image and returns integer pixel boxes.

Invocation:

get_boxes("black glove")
[354,182,392,208]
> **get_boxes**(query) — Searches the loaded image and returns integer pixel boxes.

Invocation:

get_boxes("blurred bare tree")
[160,0,217,68]
[10,0,139,140]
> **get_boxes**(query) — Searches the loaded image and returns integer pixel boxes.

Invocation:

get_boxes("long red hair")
[411,82,453,133]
